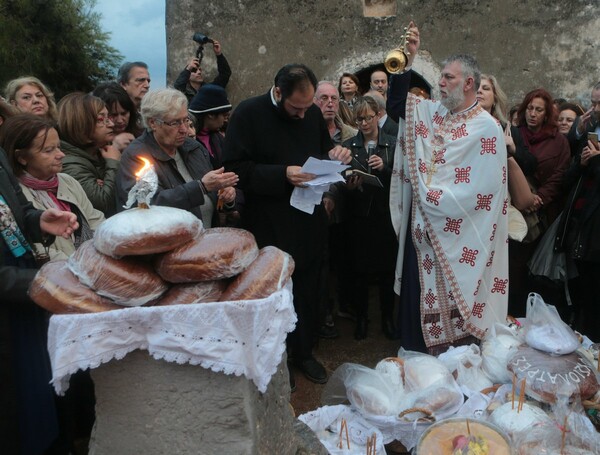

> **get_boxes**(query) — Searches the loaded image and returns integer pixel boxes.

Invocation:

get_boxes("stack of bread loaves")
[29,206,295,313]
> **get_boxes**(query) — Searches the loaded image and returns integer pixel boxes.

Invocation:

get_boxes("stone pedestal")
[88,350,326,455]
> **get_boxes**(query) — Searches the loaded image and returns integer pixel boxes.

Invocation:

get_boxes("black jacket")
[116,131,217,222]
[555,153,600,262]
[341,130,396,218]
[222,91,333,270]
[174,54,232,101]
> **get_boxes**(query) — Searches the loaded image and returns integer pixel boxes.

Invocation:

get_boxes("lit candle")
[124,156,158,209]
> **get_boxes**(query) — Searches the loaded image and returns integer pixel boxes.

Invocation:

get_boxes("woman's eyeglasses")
[355,115,376,125]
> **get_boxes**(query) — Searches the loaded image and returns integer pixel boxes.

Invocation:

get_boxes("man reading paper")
[387,22,508,354]
[223,64,351,385]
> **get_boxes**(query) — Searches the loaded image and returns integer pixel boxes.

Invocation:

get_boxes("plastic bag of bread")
[481,322,524,384]
[438,344,493,394]
[507,345,600,404]
[68,240,168,307]
[524,292,579,355]
[29,260,123,314]
[514,398,600,454]
[219,246,294,301]
[400,349,454,391]
[94,206,202,258]
[490,401,552,438]
[399,349,464,419]
[321,363,402,416]
[156,280,228,306]
[155,227,258,283]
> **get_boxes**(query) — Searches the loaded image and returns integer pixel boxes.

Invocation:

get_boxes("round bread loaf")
[94,206,202,257]
[68,240,168,307]
[29,260,122,314]
[155,227,259,283]
[219,246,295,301]
[507,345,600,403]
[156,280,228,306]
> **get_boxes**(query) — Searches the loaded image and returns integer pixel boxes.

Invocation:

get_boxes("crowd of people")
[2,27,600,454]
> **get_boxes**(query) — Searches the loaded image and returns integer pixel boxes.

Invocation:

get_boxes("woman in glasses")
[92,82,142,151]
[341,96,398,340]
[116,88,238,227]
[57,92,120,216]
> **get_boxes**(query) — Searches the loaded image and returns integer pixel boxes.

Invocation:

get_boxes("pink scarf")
[19,173,72,212]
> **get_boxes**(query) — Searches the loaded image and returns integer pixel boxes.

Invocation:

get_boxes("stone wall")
[166,0,599,107]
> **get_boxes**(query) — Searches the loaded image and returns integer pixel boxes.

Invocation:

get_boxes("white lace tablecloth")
[47,284,296,395]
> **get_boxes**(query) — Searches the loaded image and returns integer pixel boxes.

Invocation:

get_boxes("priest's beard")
[441,85,465,112]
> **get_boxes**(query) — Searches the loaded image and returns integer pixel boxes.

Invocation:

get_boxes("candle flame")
[135,157,152,179]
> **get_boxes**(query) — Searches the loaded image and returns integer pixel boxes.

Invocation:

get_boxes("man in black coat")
[223,64,351,385]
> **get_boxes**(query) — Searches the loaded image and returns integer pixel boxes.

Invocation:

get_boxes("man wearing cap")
[174,39,232,102]
[223,64,351,386]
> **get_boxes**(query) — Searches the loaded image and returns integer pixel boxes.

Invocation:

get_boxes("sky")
[93,0,167,87]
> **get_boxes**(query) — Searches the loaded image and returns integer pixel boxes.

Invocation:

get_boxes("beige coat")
[20,173,105,261]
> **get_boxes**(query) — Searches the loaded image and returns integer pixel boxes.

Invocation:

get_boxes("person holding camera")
[174,39,232,102]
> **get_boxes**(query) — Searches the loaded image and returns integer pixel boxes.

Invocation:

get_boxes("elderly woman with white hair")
[116,88,238,226]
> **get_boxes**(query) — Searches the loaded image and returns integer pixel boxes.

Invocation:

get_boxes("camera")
[192,33,214,45]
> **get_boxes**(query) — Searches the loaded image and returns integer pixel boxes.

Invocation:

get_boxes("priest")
[387,22,508,355]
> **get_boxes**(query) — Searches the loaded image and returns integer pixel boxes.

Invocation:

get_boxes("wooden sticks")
[338,418,350,450]
[366,433,377,455]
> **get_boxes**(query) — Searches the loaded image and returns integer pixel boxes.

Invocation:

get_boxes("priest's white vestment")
[390,93,508,349]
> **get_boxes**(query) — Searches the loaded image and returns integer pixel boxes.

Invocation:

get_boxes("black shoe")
[354,318,368,340]
[336,309,356,321]
[296,357,327,384]
[318,324,339,339]
[287,361,296,393]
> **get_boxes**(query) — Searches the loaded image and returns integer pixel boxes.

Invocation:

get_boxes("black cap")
[188,84,232,114]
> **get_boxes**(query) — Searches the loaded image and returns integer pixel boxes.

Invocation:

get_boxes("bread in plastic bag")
[155,227,259,283]
[438,344,493,394]
[94,206,202,258]
[156,280,228,306]
[481,322,524,384]
[399,349,464,419]
[29,260,123,314]
[321,363,401,416]
[490,401,552,437]
[400,349,455,391]
[68,240,168,307]
[513,397,600,454]
[524,292,579,355]
[507,345,600,403]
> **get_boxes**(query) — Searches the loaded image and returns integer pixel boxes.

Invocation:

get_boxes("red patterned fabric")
[390,94,509,348]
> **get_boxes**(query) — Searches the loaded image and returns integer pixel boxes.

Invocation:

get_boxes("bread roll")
[155,227,259,283]
[219,246,295,301]
[94,206,202,257]
[68,240,168,307]
[156,280,228,306]
[29,260,122,314]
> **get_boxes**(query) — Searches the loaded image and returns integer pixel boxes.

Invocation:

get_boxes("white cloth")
[390,94,509,348]
[47,284,296,395]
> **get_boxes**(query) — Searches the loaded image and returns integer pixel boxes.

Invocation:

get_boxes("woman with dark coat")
[0,148,78,454]
[508,88,571,315]
[341,96,397,340]
[555,138,600,341]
